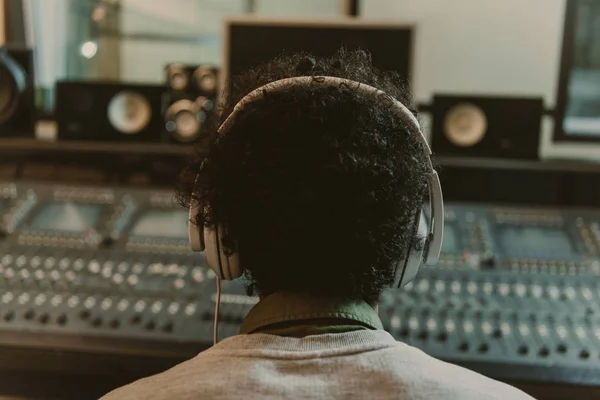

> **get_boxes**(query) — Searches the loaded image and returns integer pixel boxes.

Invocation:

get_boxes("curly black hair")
[177,48,431,305]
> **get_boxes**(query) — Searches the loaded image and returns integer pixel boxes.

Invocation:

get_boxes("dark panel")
[437,156,600,207]
[346,0,360,16]
[227,23,412,86]
[439,167,566,205]
[570,173,600,207]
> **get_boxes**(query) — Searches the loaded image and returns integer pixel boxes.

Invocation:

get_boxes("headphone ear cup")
[204,225,241,280]
[188,200,205,252]
[395,210,427,287]
[203,227,221,278]
[188,198,242,280]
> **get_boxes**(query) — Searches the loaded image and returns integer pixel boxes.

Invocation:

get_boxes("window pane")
[29,0,344,111]
[563,0,600,138]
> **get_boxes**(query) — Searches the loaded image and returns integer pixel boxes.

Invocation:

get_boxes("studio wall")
[119,0,342,84]
[360,0,598,161]
[119,0,236,84]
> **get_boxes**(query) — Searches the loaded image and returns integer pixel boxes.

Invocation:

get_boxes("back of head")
[178,48,430,305]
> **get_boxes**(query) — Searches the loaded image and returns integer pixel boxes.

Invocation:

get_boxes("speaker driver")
[193,66,217,94]
[165,99,204,143]
[166,64,189,91]
[443,103,487,147]
[107,91,153,135]
[0,51,27,124]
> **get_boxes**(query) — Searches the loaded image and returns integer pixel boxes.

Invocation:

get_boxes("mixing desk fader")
[0,181,600,389]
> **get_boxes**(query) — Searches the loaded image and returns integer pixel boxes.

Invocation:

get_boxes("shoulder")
[100,350,225,400]
[385,342,535,400]
[100,336,262,399]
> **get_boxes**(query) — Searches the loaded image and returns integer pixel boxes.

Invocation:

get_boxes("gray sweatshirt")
[100,330,534,399]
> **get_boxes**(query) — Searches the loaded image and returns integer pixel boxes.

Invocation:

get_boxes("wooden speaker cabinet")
[163,64,219,144]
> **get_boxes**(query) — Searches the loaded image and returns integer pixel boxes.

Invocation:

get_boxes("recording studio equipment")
[163,64,218,144]
[163,97,213,144]
[1,181,600,389]
[55,81,165,142]
[165,64,218,97]
[554,0,600,143]
[187,76,444,288]
[380,268,600,380]
[223,17,413,94]
[0,46,34,137]
[431,95,544,160]
[436,204,600,275]
[15,185,135,248]
[0,182,35,235]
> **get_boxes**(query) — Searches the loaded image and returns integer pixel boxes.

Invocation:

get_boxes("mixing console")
[0,181,600,388]
[435,204,600,275]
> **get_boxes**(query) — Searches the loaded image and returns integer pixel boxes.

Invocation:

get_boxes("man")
[102,49,533,399]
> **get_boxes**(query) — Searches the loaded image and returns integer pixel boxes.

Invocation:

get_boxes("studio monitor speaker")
[55,81,165,142]
[0,46,35,138]
[165,64,219,97]
[431,95,544,160]
[163,64,219,144]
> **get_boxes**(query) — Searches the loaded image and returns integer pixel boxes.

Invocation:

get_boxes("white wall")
[363,0,563,104]
[119,0,342,84]
[361,0,599,161]
[119,0,243,83]
[255,0,341,17]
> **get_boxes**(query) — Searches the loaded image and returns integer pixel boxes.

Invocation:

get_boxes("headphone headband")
[218,76,433,164]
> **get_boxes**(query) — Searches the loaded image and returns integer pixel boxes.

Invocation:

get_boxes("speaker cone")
[193,66,217,94]
[443,103,488,147]
[165,99,204,143]
[107,91,153,135]
[166,64,189,91]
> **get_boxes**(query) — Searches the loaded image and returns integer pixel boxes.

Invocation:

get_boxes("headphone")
[189,76,444,288]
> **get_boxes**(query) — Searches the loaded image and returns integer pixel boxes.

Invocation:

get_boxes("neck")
[243,290,384,335]
[258,291,379,311]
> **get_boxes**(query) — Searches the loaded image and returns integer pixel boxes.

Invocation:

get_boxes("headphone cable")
[213,276,221,345]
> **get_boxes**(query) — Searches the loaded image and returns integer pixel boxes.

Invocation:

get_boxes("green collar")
[240,291,383,337]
